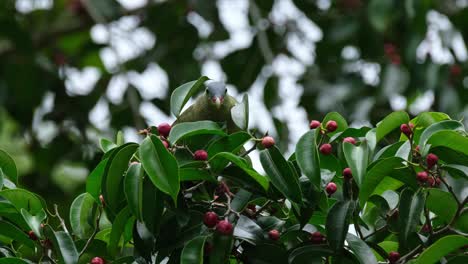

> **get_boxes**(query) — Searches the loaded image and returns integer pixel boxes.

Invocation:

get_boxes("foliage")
[0,81,467,263]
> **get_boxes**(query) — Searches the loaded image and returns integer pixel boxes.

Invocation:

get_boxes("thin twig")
[223,193,240,217]
[253,200,272,217]
[79,207,103,257]
[240,142,257,157]
[53,204,70,234]
[362,225,387,240]
[183,181,206,194]
[439,176,462,206]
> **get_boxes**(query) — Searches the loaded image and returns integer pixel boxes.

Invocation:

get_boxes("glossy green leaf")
[323,112,348,137]
[395,140,411,160]
[140,135,179,204]
[260,147,302,204]
[398,189,425,249]
[124,162,143,220]
[179,168,216,182]
[0,150,17,184]
[419,120,465,155]
[0,188,44,214]
[210,152,268,191]
[207,131,251,172]
[376,111,409,142]
[20,208,46,239]
[86,158,108,202]
[346,233,377,264]
[181,236,207,264]
[343,141,369,187]
[69,193,97,239]
[44,226,79,264]
[0,220,35,249]
[243,244,288,264]
[0,169,4,190]
[368,0,394,32]
[442,164,468,179]
[289,245,333,264]
[100,138,116,153]
[295,130,321,189]
[326,200,352,252]
[329,127,371,143]
[108,207,133,256]
[427,130,468,156]
[231,94,249,130]
[373,141,405,161]
[233,215,264,243]
[170,76,209,117]
[426,189,457,223]
[168,121,226,144]
[0,258,32,264]
[416,235,468,264]
[208,232,233,264]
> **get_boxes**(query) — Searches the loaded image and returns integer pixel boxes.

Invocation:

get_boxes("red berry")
[203,212,219,228]
[414,145,420,152]
[427,176,435,187]
[343,168,352,179]
[157,123,171,138]
[162,140,169,149]
[310,231,324,244]
[262,136,275,148]
[384,43,396,55]
[343,137,356,145]
[91,257,106,264]
[435,178,441,186]
[216,220,233,235]
[450,64,462,77]
[319,144,333,155]
[28,230,37,241]
[326,182,337,195]
[309,120,321,129]
[390,54,401,65]
[194,150,208,161]
[388,251,400,263]
[426,153,438,169]
[416,171,428,182]
[268,229,280,241]
[400,124,412,138]
[422,224,431,233]
[325,120,338,132]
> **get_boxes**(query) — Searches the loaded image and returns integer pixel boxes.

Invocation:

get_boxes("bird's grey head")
[205,80,227,108]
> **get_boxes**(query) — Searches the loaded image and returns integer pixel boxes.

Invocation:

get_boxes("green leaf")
[0,258,32,264]
[209,232,233,264]
[288,245,333,264]
[168,121,226,144]
[100,138,117,153]
[427,130,468,156]
[416,235,468,264]
[207,132,251,157]
[108,207,133,256]
[368,0,394,32]
[259,147,302,204]
[140,135,180,204]
[210,152,269,191]
[346,233,378,264]
[141,177,165,234]
[343,141,369,187]
[413,112,451,128]
[0,220,35,249]
[442,164,468,179]
[170,76,209,117]
[233,215,264,244]
[179,168,216,182]
[243,244,288,264]
[376,111,409,142]
[103,143,138,213]
[326,200,352,252]
[181,236,207,264]
[69,193,97,239]
[20,208,46,239]
[0,169,4,190]
[426,189,457,223]
[0,149,17,184]
[86,158,108,202]
[124,162,143,220]
[0,189,45,214]
[395,140,411,160]
[398,189,425,249]
[322,112,348,137]
[419,120,465,155]
[231,94,249,130]
[44,226,79,264]
[295,130,321,189]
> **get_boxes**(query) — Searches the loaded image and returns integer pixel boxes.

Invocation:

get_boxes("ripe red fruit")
[325,120,338,132]
[194,150,208,161]
[203,212,219,228]
[310,231,324,244]
[28,230,37,241]
[400,124,412,137]
[268,229,280,241]
[261,136,275,148]
[416,171,428,182]
[162,140,169,149]
[216,220,233,235]
[435,177,441,186]
[427,176,435,187]
[343,168,352,179]
[326,182,337,195]
[309,120,321,129]
[157,123,171,138]
[422,224,431,233]
[426,153,438,169]
[91,257,106,264]
[343,137,356,145]
[388,251,400,263]
[319,144,332,155]
[450,64,462,77]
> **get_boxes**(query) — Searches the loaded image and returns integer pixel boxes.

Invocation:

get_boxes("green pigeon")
[172,81,240,133]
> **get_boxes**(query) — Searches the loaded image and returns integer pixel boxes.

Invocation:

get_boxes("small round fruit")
[157,123,171,138]
[400,124,412,137]
[28,231,37,241]
[203,212,219,228]
[343,137,356,145]
[421,224,431,233]
[319,144,332,155]
[416,171,428,183]
[309,120,321,129]
[262,136,275,149]
[427,176,435,187]
[326,120,338,132]
[268,229,280,241]
[194,150,208,161]
[216,220,233,235]
[343,168,352,179]
[426,153,438,169]
[310,231,323,244]
[326,182,337,195]
[91,257,106,264]
[162,140,169,149]
[388,251,400,263]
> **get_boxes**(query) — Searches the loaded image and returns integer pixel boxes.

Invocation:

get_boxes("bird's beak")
[212,96,224,108]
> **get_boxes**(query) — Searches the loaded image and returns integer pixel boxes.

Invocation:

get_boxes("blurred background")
[1,0,468,207]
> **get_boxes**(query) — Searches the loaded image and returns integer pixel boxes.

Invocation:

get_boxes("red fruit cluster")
[310,231,325,244]
[216,220,233,235]
[325,120,338,132]
[158,123,171,138]
[416,171,428,183]
[28,230,37,241]
[388,251,400,263]
[91,257,106,264]
[320,144,333,155]
[309,120,321,129]
[343,168,352,179]
[268,229,280,241]
[203,212,219,228]
[400,123,413,138]
[326,182,337,195]
[426,153,438,169]
[194,150,208,161]
[343,137,356,145]
[262,136,275,148]
[384,43,401,65]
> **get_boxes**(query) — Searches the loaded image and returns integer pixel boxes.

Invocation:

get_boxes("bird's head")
[205,81,227,109]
